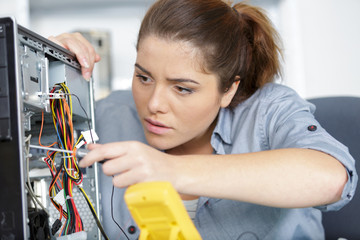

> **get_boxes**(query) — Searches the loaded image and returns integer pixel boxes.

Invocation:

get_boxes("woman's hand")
[79,142,177,188]
[48,32,101,80]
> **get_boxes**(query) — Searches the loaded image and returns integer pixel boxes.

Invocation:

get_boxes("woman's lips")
[144,118,172,135]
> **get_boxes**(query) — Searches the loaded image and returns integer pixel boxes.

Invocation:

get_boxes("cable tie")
[66,195,73,200]
[37,92,67,100]
[75,140,86,149]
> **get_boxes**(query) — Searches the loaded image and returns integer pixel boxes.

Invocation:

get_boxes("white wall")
[1,0,360,99]
[0,0,29,27]
[280,0,360,98]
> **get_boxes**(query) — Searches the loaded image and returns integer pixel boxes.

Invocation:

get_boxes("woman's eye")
[136,74,151,83]
[175,86,193,94]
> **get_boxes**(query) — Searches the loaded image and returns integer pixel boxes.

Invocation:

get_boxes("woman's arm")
[172,148,347,208]
[79,142,347,209]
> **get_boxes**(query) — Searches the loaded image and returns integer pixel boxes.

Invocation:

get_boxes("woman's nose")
[147,86,169,114]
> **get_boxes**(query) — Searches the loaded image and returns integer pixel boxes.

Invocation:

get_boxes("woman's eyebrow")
[166,78,199,85]
[135,63,153,78]
[135,63,199,85]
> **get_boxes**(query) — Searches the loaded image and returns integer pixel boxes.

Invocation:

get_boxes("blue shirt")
[95,83,357,240]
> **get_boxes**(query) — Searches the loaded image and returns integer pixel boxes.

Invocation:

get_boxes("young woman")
[51,0,357,239]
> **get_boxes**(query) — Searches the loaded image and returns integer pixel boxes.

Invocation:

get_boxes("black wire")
[111,180,130,240]
[69,93,94,144]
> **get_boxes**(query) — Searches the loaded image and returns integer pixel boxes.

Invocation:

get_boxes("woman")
[51,0,357,239]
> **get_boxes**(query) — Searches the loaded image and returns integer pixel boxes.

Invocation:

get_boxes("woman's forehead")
[137,35,211,74]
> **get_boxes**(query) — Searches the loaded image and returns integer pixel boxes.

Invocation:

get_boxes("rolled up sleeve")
[262,86,357,212]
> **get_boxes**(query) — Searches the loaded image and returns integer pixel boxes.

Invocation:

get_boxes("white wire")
[25,135,49,216]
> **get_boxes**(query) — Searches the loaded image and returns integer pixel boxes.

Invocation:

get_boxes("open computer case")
[0,17,103,239]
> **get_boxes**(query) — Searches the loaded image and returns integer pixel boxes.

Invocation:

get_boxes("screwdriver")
[29,144,90,159]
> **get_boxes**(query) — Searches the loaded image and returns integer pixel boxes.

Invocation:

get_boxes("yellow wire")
[69,178,73,197]
[75,135,84,147]
[51,152,58,173]
[79,187,98,218]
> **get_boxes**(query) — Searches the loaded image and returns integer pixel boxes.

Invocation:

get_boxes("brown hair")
[137,0,282,108]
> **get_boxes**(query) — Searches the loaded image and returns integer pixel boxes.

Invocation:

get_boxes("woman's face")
[132,36,234,152]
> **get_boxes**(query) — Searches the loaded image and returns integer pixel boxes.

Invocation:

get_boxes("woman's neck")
[165,141,213,155]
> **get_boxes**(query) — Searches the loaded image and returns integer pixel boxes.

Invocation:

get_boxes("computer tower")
[0,17,102,239]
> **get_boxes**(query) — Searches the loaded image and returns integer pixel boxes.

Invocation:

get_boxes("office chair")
[308,96,360,240]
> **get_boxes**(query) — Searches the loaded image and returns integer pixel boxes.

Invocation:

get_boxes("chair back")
[308,96,360,239]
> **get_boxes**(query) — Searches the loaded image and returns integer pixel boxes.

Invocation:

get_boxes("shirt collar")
[212,108,233,145]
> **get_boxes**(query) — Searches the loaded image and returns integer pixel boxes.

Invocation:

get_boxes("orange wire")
[59,219,66,237]
[39,111,57,148]
[59,205,63,221]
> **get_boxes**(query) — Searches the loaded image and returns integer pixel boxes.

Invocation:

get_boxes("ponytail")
[230,2,282,107]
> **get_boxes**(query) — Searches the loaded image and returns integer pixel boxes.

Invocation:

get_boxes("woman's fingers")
[79,141,175,188]
[79,143,124,167]
[48,32,100,80]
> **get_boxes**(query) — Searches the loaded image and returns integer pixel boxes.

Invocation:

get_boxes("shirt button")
[307,125,317,131]
[128,225,137,234]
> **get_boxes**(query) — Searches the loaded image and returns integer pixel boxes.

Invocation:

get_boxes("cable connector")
[81,129,99,144]
[51,219,62,235]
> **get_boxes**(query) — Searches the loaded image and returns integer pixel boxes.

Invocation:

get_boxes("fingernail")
[84,72,91,81]
[82,58,90,69]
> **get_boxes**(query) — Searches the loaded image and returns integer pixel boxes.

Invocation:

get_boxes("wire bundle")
[48,83,84,236]
[38,82,109,239]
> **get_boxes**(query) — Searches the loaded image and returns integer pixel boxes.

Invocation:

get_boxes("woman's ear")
[220,76,240,108]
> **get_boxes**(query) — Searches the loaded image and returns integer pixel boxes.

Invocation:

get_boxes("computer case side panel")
[0,17,28,239]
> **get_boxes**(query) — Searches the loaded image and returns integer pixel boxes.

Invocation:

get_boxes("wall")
[0,0,29,27]
[280,0,360,99]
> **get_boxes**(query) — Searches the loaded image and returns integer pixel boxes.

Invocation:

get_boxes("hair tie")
[232,6,239,18]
